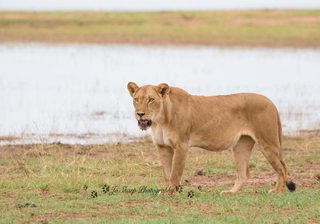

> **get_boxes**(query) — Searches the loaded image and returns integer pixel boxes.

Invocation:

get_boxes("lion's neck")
[157,88,190,127]
[155,96,172,126]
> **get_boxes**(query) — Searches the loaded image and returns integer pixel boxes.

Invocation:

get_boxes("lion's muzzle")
[138,119,152,130]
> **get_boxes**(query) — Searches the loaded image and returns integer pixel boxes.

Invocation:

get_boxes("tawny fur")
[127,82,295,194]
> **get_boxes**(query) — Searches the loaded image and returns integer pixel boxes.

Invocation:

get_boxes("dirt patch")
[95,200,154,210]
[36,213,84,220]
[162,200,217,216]
[2,192,16,198]
[92,200,162,219]
[185,173,234,190]
[186,146,320,190]
[104,213,162,220]
[0,135,23,142]
[185,170,320,190]
[232,16,320,26]
[94,199,216,218]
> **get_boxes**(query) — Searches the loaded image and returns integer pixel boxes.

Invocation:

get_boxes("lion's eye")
[149,98,155,103]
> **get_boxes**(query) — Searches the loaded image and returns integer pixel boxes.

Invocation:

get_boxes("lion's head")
[127,82,170,130]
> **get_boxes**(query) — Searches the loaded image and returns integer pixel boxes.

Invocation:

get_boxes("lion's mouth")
[138,119,152,130]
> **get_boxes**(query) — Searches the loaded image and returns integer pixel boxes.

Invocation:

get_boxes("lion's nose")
[137,112,145,117]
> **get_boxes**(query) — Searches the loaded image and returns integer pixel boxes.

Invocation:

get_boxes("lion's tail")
[277,111,296,192]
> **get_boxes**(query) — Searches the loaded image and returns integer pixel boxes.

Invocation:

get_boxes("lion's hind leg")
[221,135,255,195]
[259,143,291,193]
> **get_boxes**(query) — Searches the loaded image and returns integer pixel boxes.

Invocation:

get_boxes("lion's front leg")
[156,144,173,184]
[168,144,188,192]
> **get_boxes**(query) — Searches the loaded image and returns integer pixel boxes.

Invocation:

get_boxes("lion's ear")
[157,83,170,97]
[127,82,139,97]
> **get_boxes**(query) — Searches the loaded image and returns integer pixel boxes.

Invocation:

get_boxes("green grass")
[0,10,320,47]
[0,133,320,223]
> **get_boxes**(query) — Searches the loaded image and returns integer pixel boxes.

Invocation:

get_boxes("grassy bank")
[0,132,320,223]
[0,10,320,48]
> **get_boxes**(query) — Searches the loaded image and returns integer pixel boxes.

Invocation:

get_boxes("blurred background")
[0,0,320,144]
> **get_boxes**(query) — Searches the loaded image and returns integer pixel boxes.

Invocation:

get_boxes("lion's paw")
[158,186,179,196]
[158,190,179,196]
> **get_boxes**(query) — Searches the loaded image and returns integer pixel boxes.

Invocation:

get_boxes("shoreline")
[2,39,320,50]
[0,130,319,146]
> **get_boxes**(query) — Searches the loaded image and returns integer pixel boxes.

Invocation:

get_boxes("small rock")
[195,169,204,176]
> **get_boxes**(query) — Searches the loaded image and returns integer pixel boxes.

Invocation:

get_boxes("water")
[1,0,320,11]
[0,43,319,144]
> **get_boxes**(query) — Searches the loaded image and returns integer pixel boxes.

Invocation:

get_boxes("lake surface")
[0,43,320,144]
[1,0,320,11]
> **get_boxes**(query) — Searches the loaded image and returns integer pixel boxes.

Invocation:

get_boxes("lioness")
[127,82,296,194]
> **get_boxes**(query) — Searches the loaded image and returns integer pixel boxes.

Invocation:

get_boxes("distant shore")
[1,10,320,48]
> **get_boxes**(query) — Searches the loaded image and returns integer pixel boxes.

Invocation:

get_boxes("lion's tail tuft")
[286,181,296,192]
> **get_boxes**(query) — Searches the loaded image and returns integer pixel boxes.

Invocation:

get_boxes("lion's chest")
[152,126,171,147]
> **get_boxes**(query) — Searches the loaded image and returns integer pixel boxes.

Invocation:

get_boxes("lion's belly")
[152,121,255,151]
[188,126,253,152]
[188,135,240,152]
